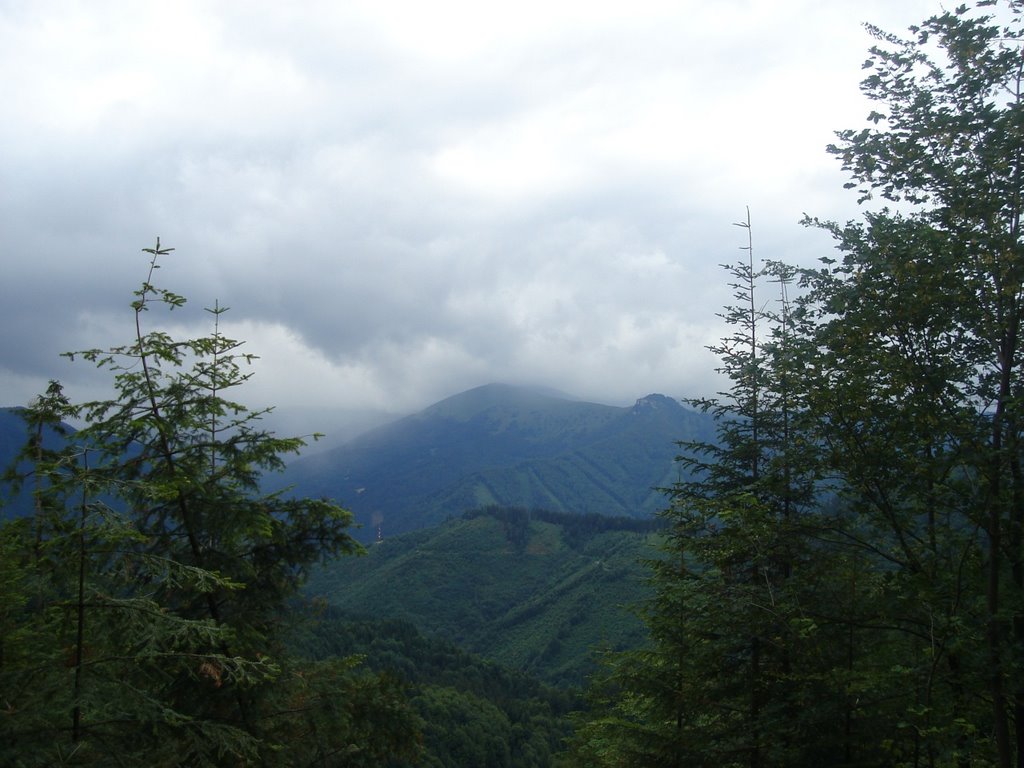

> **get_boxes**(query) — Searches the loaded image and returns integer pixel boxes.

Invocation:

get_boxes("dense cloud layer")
[0,0,938,434]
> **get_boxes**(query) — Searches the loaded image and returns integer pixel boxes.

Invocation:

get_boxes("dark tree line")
[463,505,662,550]
[567,2,1024,766]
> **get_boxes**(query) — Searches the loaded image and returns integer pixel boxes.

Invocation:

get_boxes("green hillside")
[306,506,658,686]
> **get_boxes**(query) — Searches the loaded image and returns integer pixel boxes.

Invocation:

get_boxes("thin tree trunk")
[72,454,89,744]
[988,338,1013,768]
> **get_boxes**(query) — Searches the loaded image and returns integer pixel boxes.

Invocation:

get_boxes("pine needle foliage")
[0,241,420,766]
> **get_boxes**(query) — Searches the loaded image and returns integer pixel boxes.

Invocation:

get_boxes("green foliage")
[567,209,831,766]
[0,242,418,766]
[799,3,1024,764]
[306,506,655,687]
[291,611,577,768]
[569,3,1024,765]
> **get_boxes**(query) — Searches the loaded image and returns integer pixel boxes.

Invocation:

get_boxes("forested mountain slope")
[292,611,578,767]
[306,506,658,686]
[280,383,713,541]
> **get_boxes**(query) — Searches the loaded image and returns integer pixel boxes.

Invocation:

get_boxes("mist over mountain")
[276,383,715,541]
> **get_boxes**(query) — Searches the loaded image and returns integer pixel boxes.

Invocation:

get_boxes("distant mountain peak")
[421,383,580,421]
[631,393,680,413]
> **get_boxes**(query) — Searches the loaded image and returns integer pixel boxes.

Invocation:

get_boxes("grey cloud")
[0,0,938,415]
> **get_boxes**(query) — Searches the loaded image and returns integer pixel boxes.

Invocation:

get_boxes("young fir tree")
[566,213,830,767]
[0,241,421,766]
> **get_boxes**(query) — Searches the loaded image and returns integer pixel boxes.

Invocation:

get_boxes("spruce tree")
[567,213,826,767]
[0,241,420,766]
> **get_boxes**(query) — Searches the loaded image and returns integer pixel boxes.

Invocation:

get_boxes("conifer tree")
[0,241,420,766]
[567,213,827,767]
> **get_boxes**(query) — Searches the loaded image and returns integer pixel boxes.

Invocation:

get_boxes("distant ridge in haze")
[279,383,715,540]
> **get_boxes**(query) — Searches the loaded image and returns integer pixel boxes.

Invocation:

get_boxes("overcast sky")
[1,0,941,437]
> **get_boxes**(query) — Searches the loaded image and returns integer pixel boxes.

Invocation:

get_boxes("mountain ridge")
[277,383,714,540]
[2,384,716,538]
